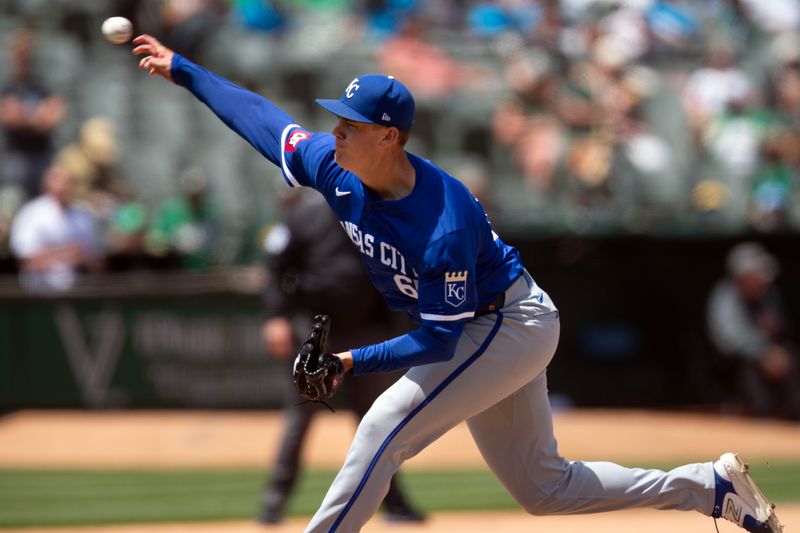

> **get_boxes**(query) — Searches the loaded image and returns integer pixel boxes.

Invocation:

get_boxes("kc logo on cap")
[345,78,360,98]
[315,74,416,132]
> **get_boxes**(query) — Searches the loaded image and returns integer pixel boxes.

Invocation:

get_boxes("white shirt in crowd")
[10,194,99,292]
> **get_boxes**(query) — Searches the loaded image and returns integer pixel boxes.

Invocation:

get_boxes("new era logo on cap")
[315,74,415,131]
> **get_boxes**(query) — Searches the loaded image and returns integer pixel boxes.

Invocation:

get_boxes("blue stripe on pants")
[329,312,505,531]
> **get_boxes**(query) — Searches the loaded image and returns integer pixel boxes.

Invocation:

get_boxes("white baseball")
[101,16,133,45]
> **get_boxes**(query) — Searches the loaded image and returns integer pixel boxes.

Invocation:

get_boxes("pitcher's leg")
[467,371,716,516]
[304,373,451,532]
[307,307,562,532]
[306,314,519,532]
[348,373,424,521]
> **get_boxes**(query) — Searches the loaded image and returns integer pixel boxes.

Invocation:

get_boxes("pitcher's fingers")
[152,56,170,69]
[132,34,159,46]
[140,55,168,68]
[132,44,156,56]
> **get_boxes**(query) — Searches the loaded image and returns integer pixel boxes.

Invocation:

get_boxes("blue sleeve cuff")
[171,53,188,85]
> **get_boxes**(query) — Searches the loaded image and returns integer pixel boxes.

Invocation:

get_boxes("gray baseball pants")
[306,272,716,532]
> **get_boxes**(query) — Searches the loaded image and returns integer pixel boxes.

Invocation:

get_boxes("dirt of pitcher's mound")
[1,409,798,533]
[1,409,798,469]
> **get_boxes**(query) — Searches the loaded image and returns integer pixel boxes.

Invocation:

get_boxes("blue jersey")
[173,54,525,373]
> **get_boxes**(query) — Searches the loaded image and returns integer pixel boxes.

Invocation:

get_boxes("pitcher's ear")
[382,126,401,145]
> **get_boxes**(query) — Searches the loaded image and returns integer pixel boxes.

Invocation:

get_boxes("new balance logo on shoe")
[724,495,743,524]
[713,453,784,532]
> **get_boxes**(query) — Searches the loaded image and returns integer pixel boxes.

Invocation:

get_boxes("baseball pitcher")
[133,34,783,533]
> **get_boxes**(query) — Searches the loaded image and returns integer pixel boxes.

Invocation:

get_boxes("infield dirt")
[1,409,798,532]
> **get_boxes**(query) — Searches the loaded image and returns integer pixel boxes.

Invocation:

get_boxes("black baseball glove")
[293,314,345,402]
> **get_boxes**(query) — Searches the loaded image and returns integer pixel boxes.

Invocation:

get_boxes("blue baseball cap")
[315,74,415,132]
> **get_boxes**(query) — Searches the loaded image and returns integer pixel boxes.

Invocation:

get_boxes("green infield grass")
[0,462,798,527]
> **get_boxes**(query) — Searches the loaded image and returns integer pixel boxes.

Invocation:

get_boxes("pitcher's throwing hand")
[131,34,174,82]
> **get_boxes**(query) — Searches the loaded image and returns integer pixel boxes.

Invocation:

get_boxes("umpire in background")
[258,187,424,524]
[706,242,800,420]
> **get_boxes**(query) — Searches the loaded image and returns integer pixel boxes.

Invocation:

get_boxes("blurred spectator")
[230,0,287,33]
[257,189,423,524]
[682,40,751,137]
[558,32,651,134]
[770,60,800,129]
[376,16,462,100]
[0,185,25,272]
[564,131,617,229]
[378,15,497,124]
[0,29,66,199]
[739,0,800,35]
[645,0,701,56]
[703,0,757,50]
[597,5,648,63]
[162,0,226,60]
[559,31,660,229]
[747,133,796,232]
[145,166,219,270]
[492,47,566,192]
[617,105,681,229]
[376,15,476,154]
[691,178,731,227]
[54,117,152,270]
[706,242,800,420]
[467,2,510,40]
[104,180,151,271]
[9,165,103,293]
[701,89,777,221]
[361,0,420,40]
[55,116,121,204]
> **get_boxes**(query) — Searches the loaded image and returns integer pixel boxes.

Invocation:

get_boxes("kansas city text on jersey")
[340,220,419,299]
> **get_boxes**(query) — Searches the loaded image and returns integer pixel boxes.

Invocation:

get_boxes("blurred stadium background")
[1,0,800,529]
[2,0,800,411]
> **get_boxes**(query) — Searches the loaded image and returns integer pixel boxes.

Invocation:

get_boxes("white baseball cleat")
[711,453,783,532]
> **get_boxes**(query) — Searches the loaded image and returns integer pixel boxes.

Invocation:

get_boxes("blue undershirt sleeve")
[171,53,295,167]
[349,322,464,374]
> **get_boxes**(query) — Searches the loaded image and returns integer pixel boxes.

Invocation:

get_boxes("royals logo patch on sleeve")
[444,271,467,307]
[285,129,312,152]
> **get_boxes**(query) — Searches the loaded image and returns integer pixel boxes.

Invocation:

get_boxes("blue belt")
[476,292,505,316]
[476,271,534,316]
